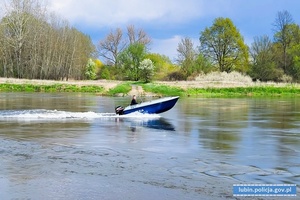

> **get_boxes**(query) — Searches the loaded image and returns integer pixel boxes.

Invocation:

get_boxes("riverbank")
[0,77,300,97]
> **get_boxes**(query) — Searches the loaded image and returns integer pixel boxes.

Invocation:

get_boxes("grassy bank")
[1,80,300,97]
[185,86,300,97]
[140,83,300,97]
[0,83,105,93]
[106,82,132,96]
[141,83,184,96]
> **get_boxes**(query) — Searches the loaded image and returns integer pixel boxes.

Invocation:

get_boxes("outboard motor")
[115,106,124,115]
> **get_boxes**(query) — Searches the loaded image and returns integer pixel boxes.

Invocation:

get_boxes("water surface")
[0,93,299,199]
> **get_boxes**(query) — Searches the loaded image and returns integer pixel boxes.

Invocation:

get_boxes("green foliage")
[287,29,300,81]
[166,71,186,81]
[177,37,197,78]
[106,82,132,96]
[291,54,300,81]
[142,83,184,96]
[145,53,179,80]
[193,54,215,74]
[185,86,300,97]
[99,67,111,79]
[85,59,97,80]
[200,17,249,73]
[139,59,154,82]
[2,4,300,85]
[0,83,104,93]
[250,36,285,81]
[118,43,147,81]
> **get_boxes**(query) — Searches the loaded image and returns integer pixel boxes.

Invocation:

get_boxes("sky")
[3,0,300,62]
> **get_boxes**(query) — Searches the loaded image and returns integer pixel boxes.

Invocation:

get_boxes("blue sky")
[9,0,300,61]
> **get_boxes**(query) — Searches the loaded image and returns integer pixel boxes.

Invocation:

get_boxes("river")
[0,93,299,199]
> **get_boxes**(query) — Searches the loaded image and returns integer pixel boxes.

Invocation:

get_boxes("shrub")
[139,59,154,82]
[195,71,253,84]
[85,59,97,80]
[166,71,186,81]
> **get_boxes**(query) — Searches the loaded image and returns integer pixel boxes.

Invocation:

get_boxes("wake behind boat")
[115,96,179,115]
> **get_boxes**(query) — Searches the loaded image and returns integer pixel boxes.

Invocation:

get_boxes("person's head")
[133,95,136,99]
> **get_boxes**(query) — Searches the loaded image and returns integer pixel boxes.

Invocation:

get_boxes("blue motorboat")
[115,96,179,115]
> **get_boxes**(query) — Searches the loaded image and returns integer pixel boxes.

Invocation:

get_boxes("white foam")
[117,111,161,119]
[0,109,160,121]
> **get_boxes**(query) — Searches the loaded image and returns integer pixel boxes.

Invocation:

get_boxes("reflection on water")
[0,93,299,199]
[125,118,175,132]
[176,98,300,186]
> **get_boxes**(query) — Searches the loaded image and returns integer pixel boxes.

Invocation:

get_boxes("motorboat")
[115,96,179,115]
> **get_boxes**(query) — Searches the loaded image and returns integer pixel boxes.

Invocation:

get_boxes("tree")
[84,58,96,80]
[98,25,151,68]
[1,0,41,78]
[97,28,126,67]
[146,53,179,80]
[139,59,154,82]
[0,0,96,80]
[118,43,147,81]
[289,45,300,81]
[127,24,151,47]
[286,24,300,81]
[250,35,283,81]
[273,10,294,72]
[199,17,249,73]
[176,37,197,78]
[194,54,214,74]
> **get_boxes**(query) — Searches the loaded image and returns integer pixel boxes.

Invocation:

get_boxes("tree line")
[98,10,300,82]
[0,0,95,80]
[0,0,299,83]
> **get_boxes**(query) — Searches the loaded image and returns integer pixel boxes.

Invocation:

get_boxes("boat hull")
[122,96,179,115]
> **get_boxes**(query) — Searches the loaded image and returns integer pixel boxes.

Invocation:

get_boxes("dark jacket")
[130,99,138,105]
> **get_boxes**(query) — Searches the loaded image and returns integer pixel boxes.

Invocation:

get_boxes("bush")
[99,67,111,80]
[166,71,186,81]
[280,74,293,83]
[85,59,96,80]
[195,71,253,83]
[139,59,154,82]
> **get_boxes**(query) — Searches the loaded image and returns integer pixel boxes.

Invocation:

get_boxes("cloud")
[48,0,206,27]
[3,0,299,60]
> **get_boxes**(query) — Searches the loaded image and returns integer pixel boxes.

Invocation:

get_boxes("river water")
[0,93,299,199]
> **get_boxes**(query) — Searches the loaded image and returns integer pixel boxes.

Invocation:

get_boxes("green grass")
[185,86,300,97]
[141,83,184,96]
[106,82,132,96]
[1,82,300,97]
[0,83,105,93]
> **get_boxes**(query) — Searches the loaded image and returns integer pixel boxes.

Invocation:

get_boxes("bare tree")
[0,0,95,80]
[250,35,284,81]
[176,37,197,77]
[127,24,151,46]
[273,10,294,72]
[177,37,197,63]
[98,28,126,66]
[251,35,273,63]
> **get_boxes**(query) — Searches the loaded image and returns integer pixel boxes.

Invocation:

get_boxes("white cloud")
[48,0,206,27]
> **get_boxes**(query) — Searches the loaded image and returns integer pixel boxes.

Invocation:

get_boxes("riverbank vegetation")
[0,1,300,94]
[1,77,299,97]
[0,83,105,93]
[106,82,132,96]
[140,83,300,97]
